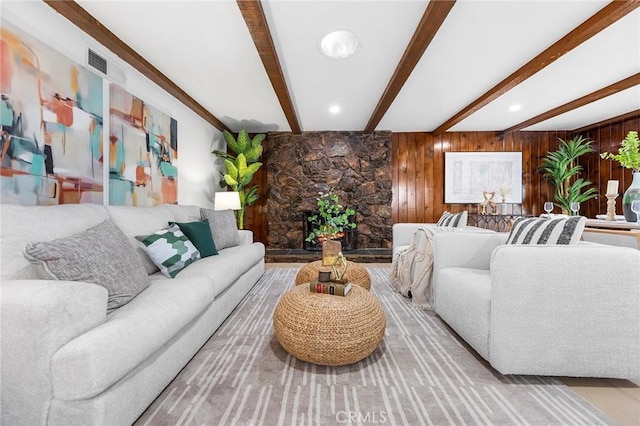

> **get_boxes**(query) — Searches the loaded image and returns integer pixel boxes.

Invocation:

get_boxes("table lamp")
[214,191,241,211]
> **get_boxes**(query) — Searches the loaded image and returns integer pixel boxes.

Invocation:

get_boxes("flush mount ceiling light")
[329,105,341,114]
[508,104,522,112]
[319,30,360,59]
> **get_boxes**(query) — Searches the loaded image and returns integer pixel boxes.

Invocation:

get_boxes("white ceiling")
[66,1,640,133]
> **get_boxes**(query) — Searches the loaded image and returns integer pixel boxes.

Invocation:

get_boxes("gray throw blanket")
[391,226,453,310]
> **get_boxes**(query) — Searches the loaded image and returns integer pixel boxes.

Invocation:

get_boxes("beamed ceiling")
[41,1,640,134]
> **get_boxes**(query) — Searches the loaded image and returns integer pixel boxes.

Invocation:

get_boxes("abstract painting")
[0,20,104,205]
[109,84,177,206]
[444,152,523,203]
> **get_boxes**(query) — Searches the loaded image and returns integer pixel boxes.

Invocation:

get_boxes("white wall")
[1,0,225,208]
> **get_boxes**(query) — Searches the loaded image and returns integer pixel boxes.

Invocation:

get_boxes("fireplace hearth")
[302,210,357,251]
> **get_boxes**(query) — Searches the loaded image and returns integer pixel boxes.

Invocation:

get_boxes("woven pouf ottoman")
[294,260,371,290]
[273,285,386,366]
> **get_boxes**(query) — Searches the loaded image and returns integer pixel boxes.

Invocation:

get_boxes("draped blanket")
[391,226,453,310]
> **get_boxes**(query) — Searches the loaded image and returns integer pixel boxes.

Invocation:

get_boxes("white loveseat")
[0,203,265,425]
[432,231,640,379]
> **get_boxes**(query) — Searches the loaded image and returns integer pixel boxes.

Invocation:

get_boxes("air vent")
[88,49,107,74]
[86,48,126,85]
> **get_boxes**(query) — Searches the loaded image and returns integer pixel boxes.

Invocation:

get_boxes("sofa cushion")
[200,208,240,250]
[50,276,215,400]
[1,203,110,280]
[436,211,467,227]
[175,242,265,296]
[23,220,150,312]
[171,220,218,257]
[436,267,492,360]
[506,216,586,245]
[136,224,201,278]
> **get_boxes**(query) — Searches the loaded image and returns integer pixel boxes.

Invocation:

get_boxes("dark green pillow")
[170,220,218,257]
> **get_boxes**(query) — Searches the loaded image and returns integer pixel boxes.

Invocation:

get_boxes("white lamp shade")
[214,191,241,210]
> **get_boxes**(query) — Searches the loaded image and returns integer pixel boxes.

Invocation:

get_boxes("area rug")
[135,267,612,426]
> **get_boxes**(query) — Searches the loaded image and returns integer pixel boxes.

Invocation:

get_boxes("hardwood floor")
[267,263,640,425]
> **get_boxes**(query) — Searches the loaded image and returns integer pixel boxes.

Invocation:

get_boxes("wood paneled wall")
[243,116,639,245]
[392,131,571,224]
[577,114,640,218]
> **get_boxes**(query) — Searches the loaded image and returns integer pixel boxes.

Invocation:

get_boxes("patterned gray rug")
[135,267,612,425]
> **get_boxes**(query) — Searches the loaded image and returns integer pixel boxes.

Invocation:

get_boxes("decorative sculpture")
[480,191,496,215]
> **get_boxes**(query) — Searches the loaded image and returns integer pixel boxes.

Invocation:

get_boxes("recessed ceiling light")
[508,104,522,112]
[329,105,340,114]
[319,30,360,59]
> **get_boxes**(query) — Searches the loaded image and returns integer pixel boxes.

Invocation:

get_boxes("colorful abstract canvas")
[109,85,177,206]
[0,20,104,205]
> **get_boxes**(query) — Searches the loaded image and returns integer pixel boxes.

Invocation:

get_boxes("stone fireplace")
[266,131,392,250]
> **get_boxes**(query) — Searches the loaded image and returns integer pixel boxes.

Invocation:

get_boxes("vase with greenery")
[540,135,598,215]
[212,130,265,229]
[305,188,356,265]
[601,130,640,222]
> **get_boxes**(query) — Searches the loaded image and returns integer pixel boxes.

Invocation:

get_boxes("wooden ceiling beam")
[503,73,640,133]
[237,0,301,134]
[432,0,640,135]
[44,0,231,133]
[364,0,456,134]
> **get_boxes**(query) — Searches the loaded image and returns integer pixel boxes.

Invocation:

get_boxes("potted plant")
[212,130,265,229]
[305,188,356,265]
[601,130,640,222]
[540,135,598,215]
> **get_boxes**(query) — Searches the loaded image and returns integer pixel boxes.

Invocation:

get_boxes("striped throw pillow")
[436,211,468,228]
[505,216,586,245]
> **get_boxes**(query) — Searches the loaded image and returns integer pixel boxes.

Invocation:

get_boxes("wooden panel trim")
[504,73,640,133]
[432,1,640,135]
[572,109,640,133]
[363,0,456,134]
[237,0,301,134]
[44,0,231,133]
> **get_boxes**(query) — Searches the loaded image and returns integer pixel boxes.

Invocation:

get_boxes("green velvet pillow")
[170,220,218,257]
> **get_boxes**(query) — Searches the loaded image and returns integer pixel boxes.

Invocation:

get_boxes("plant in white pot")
[601,130,640,222]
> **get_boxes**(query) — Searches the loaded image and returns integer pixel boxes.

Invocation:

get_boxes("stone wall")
[267,131,392,249]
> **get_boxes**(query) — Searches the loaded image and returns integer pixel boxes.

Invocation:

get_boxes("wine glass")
[543,201,554,217]
[570,202,580,216]
[631,200,640,224]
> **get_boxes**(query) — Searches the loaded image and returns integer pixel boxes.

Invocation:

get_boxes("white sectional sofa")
[432,231,640,379]
[0,203,265,425]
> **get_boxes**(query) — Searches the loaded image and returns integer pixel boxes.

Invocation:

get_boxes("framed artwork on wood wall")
[444,152,523,204]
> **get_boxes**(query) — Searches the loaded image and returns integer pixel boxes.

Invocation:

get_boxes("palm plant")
[540,135,598,214]
[212,130,265,229]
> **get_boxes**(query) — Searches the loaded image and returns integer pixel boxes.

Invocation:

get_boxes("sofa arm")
[1,280,107,426]
[392,223,434,250]
[490,244,640,378]
[238,230,254,245]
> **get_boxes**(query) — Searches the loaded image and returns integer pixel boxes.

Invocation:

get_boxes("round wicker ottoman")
[294,260,371,290]
[273,285,386,366]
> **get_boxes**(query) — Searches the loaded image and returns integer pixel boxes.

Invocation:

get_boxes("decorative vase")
[500,201,508,215]
[622,171,640,222]
[322,239,341,266]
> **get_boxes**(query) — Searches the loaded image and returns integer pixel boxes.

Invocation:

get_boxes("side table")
[294,260,371,290]
[273,285,386,366]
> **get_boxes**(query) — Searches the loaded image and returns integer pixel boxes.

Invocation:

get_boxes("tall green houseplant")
[540,135,598,214]
[212,130,265,229]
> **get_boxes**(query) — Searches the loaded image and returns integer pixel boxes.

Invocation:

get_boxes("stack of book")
[309,280,351,296]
